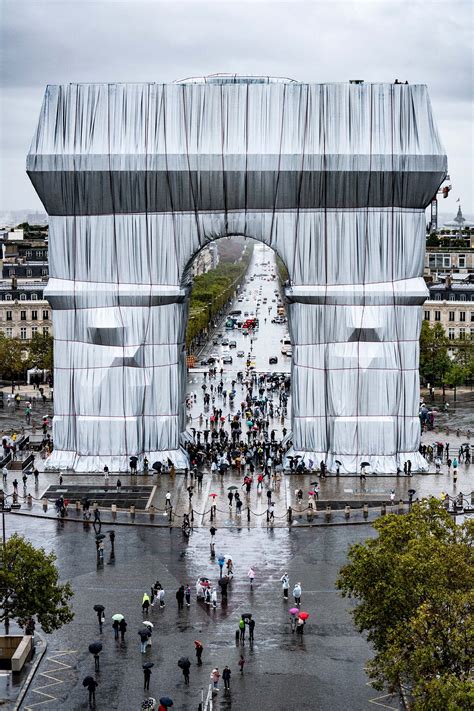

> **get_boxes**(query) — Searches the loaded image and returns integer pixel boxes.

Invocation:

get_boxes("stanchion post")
[169,505,173,523]
[287,506,292,524]
[381,502,386,516]
[247,506,251,523]
[363,503,369,519]
[325,505,331,522]
[344,505,350,520]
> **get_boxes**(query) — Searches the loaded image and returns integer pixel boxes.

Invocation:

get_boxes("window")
[443,254,451,268]
[26,269,32,277]
[471,312,474,322]
[31,326,38,337]
[41,268,48,276]
[448,311,455,322]
[448,328,455,340]
[20,327,27,340]
[435,293,442,301]
[458,254,466,268]
[36,251,42,258]
[20,293,27,301]
[449,294,456,301]
[424,311,430,321]
[31,310,38,321]
[5,294,12,301]
[42,310,49,320]
[31,293,37,300]
[435,311,441,321]
[42,326,49,336]
[6,310,12,321]
[459,328,465,340]
[26,250,32,258]
[460,294,466,301]
[8,269,15,277]
[460,312,466,322]
[5,327,12,337]
[20,310,26,321]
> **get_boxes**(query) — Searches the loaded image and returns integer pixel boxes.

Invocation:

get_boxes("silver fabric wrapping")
[27,80,446,472]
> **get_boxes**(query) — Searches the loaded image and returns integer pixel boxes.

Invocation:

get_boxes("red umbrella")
[298,611,310,620]
[209,493,217,499]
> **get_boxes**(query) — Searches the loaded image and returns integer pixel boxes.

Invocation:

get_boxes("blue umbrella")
[159,698,173,707]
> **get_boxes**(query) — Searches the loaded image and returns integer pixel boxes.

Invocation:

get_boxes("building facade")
[423,279,474,341]
[0,280,51,340]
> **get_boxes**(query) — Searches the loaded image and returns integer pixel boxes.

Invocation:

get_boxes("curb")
[13,631,47,711]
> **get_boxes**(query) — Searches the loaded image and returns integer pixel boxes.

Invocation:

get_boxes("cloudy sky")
[1,0,472,213]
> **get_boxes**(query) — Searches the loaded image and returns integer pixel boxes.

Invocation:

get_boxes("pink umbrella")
[289,607,299,615]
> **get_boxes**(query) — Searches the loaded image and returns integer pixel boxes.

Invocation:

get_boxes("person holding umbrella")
[93,605,105,633]
[280,573,289,600]
[194,640,203,666]
[159,697,173,710]
[178,656,191,684]
[143,662,153,690]
[88,642,102,671]
[83,676,98,708]
[289,607,299,632]
[139,628,150,653]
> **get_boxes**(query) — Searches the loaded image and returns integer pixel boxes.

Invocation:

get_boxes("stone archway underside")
[27,77,446,473]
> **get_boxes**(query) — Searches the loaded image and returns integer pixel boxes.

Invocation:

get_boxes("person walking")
[143,665,152,690]
[103,466,109,484]
[238,655,245,674]
[248,617,255,642]
[85,677,98,708]
[280,573,290,599]
[222,665,231,691]
[180,659,191,685]
[211,667,220,691]
[112,618,119,640]
[211,587,218,609]
[142,592,151,616]
[119,618,127,641]
[239,616,246,642]
[139,629,149,653]
[248,567,255,589]
[2,466,8,485]
[176,585,185,611]
[185,584,191,607]
[194,640,203,666]
[293,582,302,606]
[158,587,165,608]
[165,491,172,509]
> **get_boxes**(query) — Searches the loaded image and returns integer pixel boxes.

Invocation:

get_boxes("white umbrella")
[142,620,154,629]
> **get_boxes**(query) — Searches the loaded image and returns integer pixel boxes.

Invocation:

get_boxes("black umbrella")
[93,604,105,613]
[335,460,342,466]
[95,534,106,541]
[178,656,190,668]
[408,489,416,497]
[241,613,252,619]
[88,642,102,655]
[82,676,95,687]
[152,462,161,471]
[142,662,154,669]
[361,461,370,467]
[159,699,173,708]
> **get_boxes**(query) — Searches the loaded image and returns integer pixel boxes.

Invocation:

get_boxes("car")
[212,338,219,345]
[208,353,220,363]
[222,355,233,364]
[285,349,293,357]
[229,340,237,348]
[221,338,229,346]
[269,356,278,365]
[244,312,249,317]
[237,350,245,357]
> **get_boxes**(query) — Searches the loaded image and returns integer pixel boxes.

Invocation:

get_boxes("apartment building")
[423,278,474,341]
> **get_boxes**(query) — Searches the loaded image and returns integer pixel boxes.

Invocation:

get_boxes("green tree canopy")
[0,533,74,633]
[0,335,27,380]
[419,321,451,387]
[28,332,54,371]
[337,500,474,709]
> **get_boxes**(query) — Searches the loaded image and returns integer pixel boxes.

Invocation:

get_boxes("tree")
[337,500,474,709]
[0,534,74,633]
[28,332,54,371]
[419,322,450,388]
[444,362,468,401]
[0,335,27,381]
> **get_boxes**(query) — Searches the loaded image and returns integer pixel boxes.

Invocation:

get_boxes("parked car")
[237,350,245,357]
[269,356,278,365]
[221,338,229,346]
[222,355,233,364]
[229,340,237,348]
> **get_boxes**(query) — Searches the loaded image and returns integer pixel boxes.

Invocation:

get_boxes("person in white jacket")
[280,573,289,599]
[293,582,302,606]
[211,588,217,609]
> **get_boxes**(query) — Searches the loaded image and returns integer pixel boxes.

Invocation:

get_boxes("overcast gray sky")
[1,0,472,213]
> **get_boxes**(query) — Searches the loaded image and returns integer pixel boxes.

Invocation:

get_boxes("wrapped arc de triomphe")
[27,76,447,473]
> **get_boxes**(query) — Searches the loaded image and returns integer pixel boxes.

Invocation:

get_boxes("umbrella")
[82,676,95,687]
[335,460,342,466]
[310,481,318,486]
[88,642,102,655]
[159,699,174,708]
[142,662,154,669]
[289,607,299,615]
[112,614,124,621]
[142,699,157,710]
[130,456,138,464]
[298,611,310,620]
[142,620,154,628]
[178,656,191,669]
[227,485,238,491]
[95,533,106,541]
[241,613,252,619]
[308,491,315,496]
[152,462,161,471]
[93,604,105,613]
[209,493,217,499]
[361,461,370,468]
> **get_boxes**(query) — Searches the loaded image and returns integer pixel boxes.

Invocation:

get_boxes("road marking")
[24,650,76,710]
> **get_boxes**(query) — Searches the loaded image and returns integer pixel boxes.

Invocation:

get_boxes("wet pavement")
[5,514,403,711]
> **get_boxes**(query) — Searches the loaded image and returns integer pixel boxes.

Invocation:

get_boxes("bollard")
[130,504,135,516]
[446,426,449,436]
[169,505,173,523]
[111,503,117,519]
[363,503,369,519]
[27,493,32,507]
[344,505,350,520]
[42,497,48,511]
[190,508,194,523]
[325,505,331,522]
[398,499,404,514]
[287,506,292,524]
[381,502,387,516]
[75,500,81,512]
[247,506,251,522]
[148,505,155,520]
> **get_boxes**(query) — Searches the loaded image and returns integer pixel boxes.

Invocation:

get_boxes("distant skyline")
[1,0,472,212]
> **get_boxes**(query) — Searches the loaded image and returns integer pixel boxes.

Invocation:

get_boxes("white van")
[281,338,292,355]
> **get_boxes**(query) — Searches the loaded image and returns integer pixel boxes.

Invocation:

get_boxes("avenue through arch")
[27,76,447,473]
